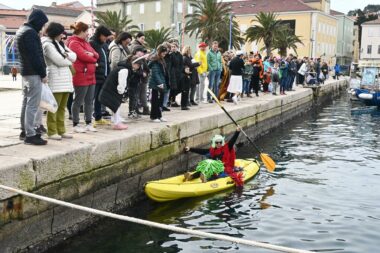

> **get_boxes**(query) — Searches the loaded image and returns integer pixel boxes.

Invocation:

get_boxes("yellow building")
[230,0,338,63]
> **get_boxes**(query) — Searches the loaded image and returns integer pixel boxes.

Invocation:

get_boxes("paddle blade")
[260,153,276,172]
[206,88,222,107]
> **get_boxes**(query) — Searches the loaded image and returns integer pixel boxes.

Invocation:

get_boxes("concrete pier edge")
[0,80,348,253]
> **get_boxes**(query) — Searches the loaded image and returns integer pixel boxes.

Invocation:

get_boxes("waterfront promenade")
[0,73,348,253]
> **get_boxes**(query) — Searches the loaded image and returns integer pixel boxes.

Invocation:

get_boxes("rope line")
[0,184,314,253]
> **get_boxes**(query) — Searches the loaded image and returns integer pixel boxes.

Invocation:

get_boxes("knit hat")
[198,42,207,48]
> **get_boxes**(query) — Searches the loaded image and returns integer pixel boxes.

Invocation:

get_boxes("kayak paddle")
[207,88,276,172]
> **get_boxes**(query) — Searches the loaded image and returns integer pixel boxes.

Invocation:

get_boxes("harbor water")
[49,95,380,253]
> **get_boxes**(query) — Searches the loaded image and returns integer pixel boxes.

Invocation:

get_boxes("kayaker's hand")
[184,146,190,152]
[236,126,241,132]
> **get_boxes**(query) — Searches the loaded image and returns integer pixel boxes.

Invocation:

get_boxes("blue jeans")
[243,79,250,94]
[280,78,287,93]
[163,88,170,107]
[207,70,221,100]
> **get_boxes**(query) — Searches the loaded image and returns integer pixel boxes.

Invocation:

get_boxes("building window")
[188,4,193,14]
[367,45,372,54]
[126,5,131,15]
[139,23,145,31]
[140,3,144,14]
[156,1,161,12]
[155,21,161,30]
[378,45,380,54]
[178,2,183,13]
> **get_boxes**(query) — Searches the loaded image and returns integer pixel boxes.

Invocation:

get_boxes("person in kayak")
[184,126,244,186]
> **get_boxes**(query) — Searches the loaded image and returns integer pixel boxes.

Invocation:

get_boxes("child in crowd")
[242,56,253,97]
[263,68,271,93]
[99,56,144,130]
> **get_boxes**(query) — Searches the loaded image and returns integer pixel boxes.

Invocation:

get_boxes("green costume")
[195,159,225,179]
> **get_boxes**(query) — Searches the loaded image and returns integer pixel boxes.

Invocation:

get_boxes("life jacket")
[209,143,236,174]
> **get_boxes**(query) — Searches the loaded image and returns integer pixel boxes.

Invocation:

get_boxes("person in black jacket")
[168,42,184,107]
[181,45,200,110]
[227,51,245,104]
[16,8,49,145]
[89,25,112,126]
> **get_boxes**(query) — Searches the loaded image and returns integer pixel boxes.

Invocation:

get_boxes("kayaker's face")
[215,141,223,148]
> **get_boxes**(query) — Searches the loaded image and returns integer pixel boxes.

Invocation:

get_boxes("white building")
[360,18,380,66]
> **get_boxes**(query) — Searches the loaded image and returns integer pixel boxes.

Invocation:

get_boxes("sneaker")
[208,99,214,103]
[85,124,98,132]
[94,119,111,127]
[151,119,161,123]
[162,107,170,112]
[24,135,47,145]
[160,118,168,122]
[232,96,238,105]
[73,125,86,133]
[200,173,207,183]
[101,110,112,118]
[60,133,73,139]
[48,134,62,140]
[181,107,190,110]
[190,101,198,106]
[128,111,141,119]
[19,131,26,141]
[35,125,47,135]
[113,123,128,130]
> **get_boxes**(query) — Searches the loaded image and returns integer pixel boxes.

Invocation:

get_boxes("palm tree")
[245,12,283,56]
[273,28,304,57]
[185,0,243,50]
[96,10,138,35]
[144,27,173,50]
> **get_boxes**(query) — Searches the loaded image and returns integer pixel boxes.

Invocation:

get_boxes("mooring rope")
[0,184,314,253]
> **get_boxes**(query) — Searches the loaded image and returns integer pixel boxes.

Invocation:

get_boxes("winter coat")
[229,56,245,76]
[99,61,129,113]
[207,49,222,71]
[298,62,307,76]
[16,9,48,78]
[42,37,76,93]
[168,51,184,90]
[251,59,262,79]
[194,50,208,74]
[183,55,200,87]
[89,36,110,84]
[108,41,130,71]
[148,56,169,92]
[67,35,99,86]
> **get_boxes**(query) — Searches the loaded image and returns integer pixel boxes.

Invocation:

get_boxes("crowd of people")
[16,9,338,146]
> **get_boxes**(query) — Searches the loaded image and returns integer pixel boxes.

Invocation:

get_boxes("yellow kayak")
[145,159,260,202]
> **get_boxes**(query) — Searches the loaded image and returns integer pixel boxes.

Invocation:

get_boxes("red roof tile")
[330,9,345,16]
[0,16,26,29]
[230,0,316,15]
[0,9,28,17]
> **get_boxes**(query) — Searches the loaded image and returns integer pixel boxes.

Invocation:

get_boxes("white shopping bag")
[40,84,58,113]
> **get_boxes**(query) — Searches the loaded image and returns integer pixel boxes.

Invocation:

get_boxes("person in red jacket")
[184,126,244,186]
[67,22,99,133]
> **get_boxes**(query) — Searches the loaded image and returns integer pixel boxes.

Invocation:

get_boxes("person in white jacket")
[42,22,77,140]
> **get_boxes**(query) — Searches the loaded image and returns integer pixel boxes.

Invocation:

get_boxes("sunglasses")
[215,141,223,144]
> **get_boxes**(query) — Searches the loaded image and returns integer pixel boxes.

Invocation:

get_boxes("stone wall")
[0,80,347,253]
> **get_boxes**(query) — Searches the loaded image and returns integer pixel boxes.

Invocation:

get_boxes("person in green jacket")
[207,41,222,103]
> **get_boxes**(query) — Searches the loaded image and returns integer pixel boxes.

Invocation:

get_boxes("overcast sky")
[2,0,377,14]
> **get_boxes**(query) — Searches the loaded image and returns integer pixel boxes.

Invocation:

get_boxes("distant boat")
[349,64,380,107]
